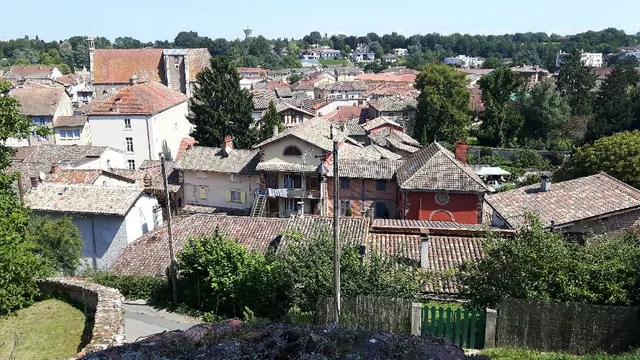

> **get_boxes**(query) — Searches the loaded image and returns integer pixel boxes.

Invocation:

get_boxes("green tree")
[585,59,640,142]
[0,81,50,315]
[459,214,640,308]
[414,63,471,144]
[556,48,597,117]
[555,130,640,188]
[28,216,82,276]
[482,57,505,69]
[258,101,284,142]
[282,55,302,68]
[477,68,526,147]
[517,79,571,148]
[189,56,256,149]
[288,74,301,84]
[282,228,424,312]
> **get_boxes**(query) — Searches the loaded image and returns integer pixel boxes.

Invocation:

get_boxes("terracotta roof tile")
[368,97,417,112]
[44,169,102,185]
[186,48,211,82]
[11,87,67,116]
[93,49,164,84]
[54,115,87,127]
[486,173,640,229]
[176,137,197,159]
[323,106,366,125]
[396,142,492,193]
[175,146,260,175]
[24,184,142,216]
[87,81,187,115]
[3,65,57,79]
[356,73,416,83]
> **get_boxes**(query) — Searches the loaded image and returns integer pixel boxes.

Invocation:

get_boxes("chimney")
[273,125,279,137]
[420,228,429,269]
[541,175,551,192]
[455,141,468,164]
[143,173,153,187]
[50,163,59,173]
[129,74,138,85]
[223,135,233,156]
[29,176,39,189]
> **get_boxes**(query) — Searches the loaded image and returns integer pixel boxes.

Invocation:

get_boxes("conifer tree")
[258,101,284,142]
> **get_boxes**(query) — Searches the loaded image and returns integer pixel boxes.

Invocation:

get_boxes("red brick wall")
[402,191,481,224]
[327,178,397,218]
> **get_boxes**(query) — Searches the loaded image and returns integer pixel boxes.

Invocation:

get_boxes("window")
[340,178,350,189]
[125,137,134,153]
[285,198,299,211]
[230,174,241,183]
[265,174,278,188]
[435,190,450,205]
[127,160,136,170]
[59,129,80,140]
[230,190,242,202]
[73,129,80,138]
[375,202,388,219]
[199,186,207,200]
[284,174,302,189]
[341,200,351,215]
[376,179,387,191]
[123,118,131,129]
[283,146,302,157]
[59,130,67,139]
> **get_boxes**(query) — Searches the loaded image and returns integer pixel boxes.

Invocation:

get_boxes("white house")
[393,48,409,56]
[24,183,161,270]
[444,55,485,69]
[351,44,376,63]
[175,137,261,212]
[556,50,604,68]
[87,80,191,170]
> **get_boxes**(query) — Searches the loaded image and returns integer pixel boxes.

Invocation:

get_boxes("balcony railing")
[266,188,321,199]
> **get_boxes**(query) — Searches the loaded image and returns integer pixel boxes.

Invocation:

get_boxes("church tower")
[87,33,95,82]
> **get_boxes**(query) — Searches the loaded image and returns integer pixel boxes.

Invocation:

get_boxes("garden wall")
[37,277,125,356]
[496,298,640,354]
[317,296,413,334]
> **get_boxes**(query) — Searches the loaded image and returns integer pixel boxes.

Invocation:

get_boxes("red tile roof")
[486,173,640,229]
[186,48,211,82]
[470,86,484,112]
[11,87,67,116]
[3,65,57,79]
[237,67,268,75]
[323,105,366,125]
[176,137,197,159]
[87,81,187,115]
[356,73,417,83]
[55,73,83,85]
[93,49,164,84]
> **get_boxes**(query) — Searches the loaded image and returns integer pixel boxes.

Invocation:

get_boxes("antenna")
[243,26,253,39]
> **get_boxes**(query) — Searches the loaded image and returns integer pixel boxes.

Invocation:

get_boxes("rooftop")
[355,73,417,83]
[3,65,58,79]
[175,146,260,175]
[24,184,142,216]
[11,87,67,116]
[323,106,366,125]
[485,173,640,229]
[87,81,187,115]
[368,96,418,112]
[253,117,355,152]
[93,48,164,84]
[396,142,492,193]
[54,115,87,128]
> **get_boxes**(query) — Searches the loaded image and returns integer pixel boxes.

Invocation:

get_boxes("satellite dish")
[39,172,46,181]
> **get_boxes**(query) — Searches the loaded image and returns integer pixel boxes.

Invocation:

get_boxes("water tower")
[243,26,253,39]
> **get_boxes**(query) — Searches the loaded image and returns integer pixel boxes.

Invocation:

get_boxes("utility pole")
[160,154,178,305]
[331,126,341,324]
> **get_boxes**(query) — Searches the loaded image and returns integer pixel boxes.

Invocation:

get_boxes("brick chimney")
[223,136,233,156]
[50,163,59,173]
[455,141,468,164]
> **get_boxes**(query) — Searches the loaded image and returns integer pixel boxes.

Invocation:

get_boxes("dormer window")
[283,146,302,157]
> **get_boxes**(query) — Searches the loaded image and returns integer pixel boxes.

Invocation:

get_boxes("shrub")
[512,148,547,169]
[92,273,169,301]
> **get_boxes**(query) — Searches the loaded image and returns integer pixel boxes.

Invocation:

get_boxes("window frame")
[376,179,387,191]
[230,190,242,203]
[127,160,136,170]
[283,145,302,157]
[123,118,132,130]
[340,177,351,189]
[125,137,134,153]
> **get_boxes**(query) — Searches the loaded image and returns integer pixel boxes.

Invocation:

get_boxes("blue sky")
[3,0,640,42]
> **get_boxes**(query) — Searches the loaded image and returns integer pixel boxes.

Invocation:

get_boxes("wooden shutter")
[199,186,207,200]
[225,191,232,202]
[240,192,246,204]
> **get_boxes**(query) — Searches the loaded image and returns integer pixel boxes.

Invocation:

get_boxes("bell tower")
[87,33,95,82]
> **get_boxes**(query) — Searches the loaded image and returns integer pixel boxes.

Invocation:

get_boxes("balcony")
[266,188,321,199]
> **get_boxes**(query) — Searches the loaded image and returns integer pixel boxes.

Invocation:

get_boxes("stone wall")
[37,278,125,356]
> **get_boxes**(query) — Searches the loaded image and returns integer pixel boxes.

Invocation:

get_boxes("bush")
[92,273,169,301]
[512,149,547,169]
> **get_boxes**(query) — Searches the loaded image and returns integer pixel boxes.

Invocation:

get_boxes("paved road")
[124,303,202,343]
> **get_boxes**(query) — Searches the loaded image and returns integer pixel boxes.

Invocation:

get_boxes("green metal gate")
[421,305,486,349]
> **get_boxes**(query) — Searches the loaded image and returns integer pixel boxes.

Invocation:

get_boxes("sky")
[2,0,640,42]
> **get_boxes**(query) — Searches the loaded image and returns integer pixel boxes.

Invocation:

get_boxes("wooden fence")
[496,298,640,354]
[316,296,413,334]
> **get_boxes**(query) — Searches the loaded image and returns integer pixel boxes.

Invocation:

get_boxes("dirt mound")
[81,319,471,359]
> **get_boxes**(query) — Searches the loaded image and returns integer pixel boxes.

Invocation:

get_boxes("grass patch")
[481,348,640,359]
[319,59,348,66]
[0,299,85,360]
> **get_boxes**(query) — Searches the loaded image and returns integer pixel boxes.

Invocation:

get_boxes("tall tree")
[414,63,471,144]
[585,58,640,142]
[189,56,256,149]
[0,81,48,314]
[477,68,526,147]
[258,101,284,142]
[556,48,597,117]
[517,79,571,148]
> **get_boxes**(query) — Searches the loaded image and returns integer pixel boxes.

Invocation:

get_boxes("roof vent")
[58,186,68,195]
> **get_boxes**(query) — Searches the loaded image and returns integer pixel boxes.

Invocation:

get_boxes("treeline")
[2,28,639,72]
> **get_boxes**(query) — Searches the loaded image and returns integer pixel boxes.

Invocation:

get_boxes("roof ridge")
[594,172,640,199]
[436,144,492,192]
